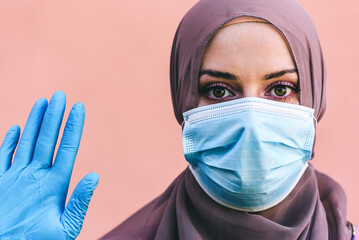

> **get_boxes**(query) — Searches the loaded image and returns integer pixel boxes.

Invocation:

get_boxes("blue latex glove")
[0,91,99,240]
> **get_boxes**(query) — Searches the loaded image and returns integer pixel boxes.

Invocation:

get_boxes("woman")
[0,0,355,239]
[100,0,356,239]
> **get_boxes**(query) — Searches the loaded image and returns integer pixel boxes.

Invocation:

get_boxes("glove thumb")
[61,172,99,239]
[0,125,20,176]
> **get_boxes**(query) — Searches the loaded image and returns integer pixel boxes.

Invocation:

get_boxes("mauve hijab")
[100,0,352,239]
[170,0,326,124]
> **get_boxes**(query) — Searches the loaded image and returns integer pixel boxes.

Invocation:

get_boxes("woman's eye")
[269,85,292,97]
[200,82,238,102]
[208,86,232,99]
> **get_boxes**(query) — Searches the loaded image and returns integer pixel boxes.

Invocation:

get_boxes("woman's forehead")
[217,16,292,51]
[201,22,296,77]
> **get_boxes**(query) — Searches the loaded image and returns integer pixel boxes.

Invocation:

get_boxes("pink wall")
[0,1,357,239]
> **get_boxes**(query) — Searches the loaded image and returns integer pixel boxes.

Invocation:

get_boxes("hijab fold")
[100,166,351,239]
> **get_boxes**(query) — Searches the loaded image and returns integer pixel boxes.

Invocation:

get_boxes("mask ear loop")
[310,116,318,160]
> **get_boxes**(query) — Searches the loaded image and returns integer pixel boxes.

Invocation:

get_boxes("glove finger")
[30,91,66,169]
[0,125,20,176]
[61,172,99,239]
[53,103,85,186]
[12,98,48,170]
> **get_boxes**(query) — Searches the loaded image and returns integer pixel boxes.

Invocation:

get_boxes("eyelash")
[200,81,299,102]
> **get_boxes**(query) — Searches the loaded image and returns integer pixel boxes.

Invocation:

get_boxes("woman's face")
[198,22,299,107]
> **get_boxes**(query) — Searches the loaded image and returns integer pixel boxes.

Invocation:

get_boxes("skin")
[198,22,299,107]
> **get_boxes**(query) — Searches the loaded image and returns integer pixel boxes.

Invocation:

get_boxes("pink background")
[0,1,357,239]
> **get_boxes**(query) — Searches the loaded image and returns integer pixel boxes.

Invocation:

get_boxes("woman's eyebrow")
[264,68,297,80]
[199,69,237,80]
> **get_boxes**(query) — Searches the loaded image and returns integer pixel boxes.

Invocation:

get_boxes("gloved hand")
[0,91,99,240]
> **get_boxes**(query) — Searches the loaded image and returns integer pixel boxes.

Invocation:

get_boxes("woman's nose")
[241,86,262,98]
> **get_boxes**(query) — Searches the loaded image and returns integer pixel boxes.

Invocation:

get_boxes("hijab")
[100,0,352,239]
[170,0,326,124]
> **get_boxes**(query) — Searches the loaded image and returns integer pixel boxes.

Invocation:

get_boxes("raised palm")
[0,91,98,239]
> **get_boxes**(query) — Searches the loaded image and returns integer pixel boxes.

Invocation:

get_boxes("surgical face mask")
[182,97,316,212]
